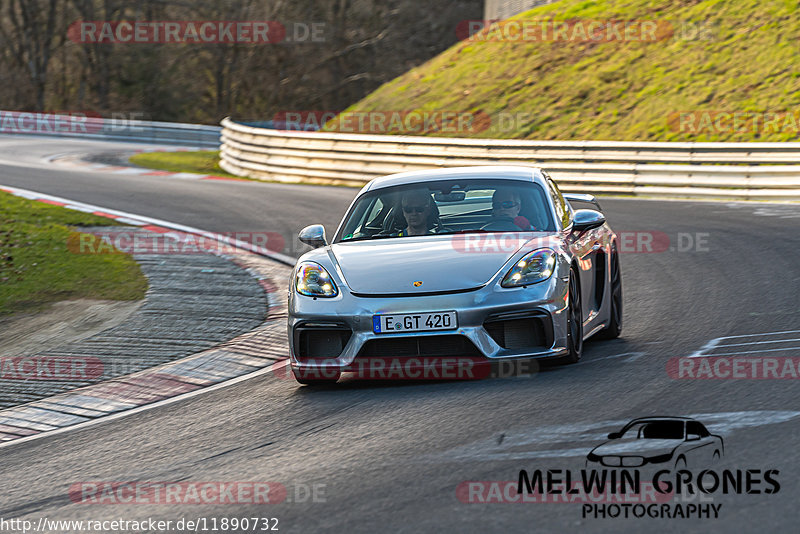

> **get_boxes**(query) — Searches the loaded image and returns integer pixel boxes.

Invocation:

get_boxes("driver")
[490,189,534,230]
[396,190,438,236]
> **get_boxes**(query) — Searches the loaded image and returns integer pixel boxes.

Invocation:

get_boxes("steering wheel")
[480,216,523,231]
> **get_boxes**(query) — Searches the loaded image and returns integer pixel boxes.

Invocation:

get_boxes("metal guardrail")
[0,110,221,148]
[219,118,800,200]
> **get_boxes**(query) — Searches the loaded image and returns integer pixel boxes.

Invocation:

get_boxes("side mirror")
[299,224,327,248]
[607,432,622,440]
[687,434,701,441]
[572,209,606,233]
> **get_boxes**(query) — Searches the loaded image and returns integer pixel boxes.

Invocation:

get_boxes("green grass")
[336,0,800,142]
[129,150,241,179]
[0,192,148,316]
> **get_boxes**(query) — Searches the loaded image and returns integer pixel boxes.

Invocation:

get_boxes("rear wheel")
[555,271,583,365]
[597,248,622,340]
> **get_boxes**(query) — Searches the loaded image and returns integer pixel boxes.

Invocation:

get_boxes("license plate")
[373,311,457,334]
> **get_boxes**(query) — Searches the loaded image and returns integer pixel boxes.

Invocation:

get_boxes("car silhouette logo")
[586,416,724,470]
[413,281,423,287]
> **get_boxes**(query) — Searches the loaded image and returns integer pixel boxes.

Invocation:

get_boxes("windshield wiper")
[437,229,508,235]
[342,229,525,241]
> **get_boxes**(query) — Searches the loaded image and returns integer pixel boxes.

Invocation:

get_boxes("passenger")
[489,189,534,230]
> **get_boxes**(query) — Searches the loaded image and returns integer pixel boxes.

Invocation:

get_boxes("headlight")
[501,248,557,288]
[295,262,338,297]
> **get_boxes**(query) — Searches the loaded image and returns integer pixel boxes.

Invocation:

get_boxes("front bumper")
[288,274,570,373]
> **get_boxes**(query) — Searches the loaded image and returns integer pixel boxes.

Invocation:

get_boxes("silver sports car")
[288,166,622,384]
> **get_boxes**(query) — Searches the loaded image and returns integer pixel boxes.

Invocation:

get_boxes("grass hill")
[334,0,800,141]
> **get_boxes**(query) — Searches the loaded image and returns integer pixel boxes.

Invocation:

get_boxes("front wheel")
[597,249,623,340]
[555,271,583,365]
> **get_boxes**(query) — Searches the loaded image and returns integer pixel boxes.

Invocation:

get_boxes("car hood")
[590,438,683,457]
[329,234,552,295]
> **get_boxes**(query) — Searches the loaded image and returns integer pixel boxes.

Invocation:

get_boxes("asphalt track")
[1,135,799,533]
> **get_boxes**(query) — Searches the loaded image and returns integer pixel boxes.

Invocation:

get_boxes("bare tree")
[69,0,126,111]
[0,0,67,110]
[0,0,483,121]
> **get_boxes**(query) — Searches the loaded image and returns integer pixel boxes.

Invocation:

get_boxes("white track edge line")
[0,360,290,450]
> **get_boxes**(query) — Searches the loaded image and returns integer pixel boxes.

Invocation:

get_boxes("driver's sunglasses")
[493,200,519,209]
[402,205,427,213]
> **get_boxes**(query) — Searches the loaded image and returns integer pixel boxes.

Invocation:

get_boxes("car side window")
[543,173,571,229]
[687,421,709,438]
[364,197,384,227]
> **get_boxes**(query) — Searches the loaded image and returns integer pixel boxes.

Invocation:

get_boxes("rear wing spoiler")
[563,193,602,212]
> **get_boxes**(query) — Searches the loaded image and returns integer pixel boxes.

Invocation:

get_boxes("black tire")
[555,271,583,365]
[597,248,623,340]
[674,456,687,471]
[293,368,341,385]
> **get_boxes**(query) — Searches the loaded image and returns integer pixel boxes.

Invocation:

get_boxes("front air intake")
[294,323,352,361]
[483,312,553,350]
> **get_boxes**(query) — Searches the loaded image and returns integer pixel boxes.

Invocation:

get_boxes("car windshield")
[335,178,556,242]
[621,420,685,440]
